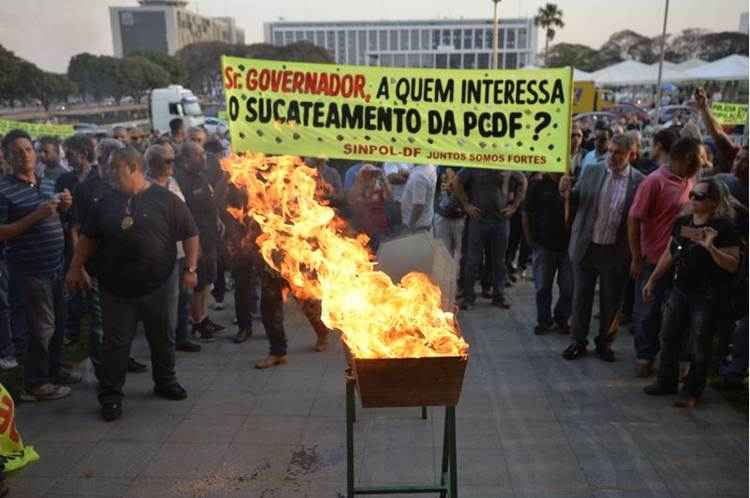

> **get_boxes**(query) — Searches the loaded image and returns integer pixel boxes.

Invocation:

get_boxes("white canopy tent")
[683,55,750,81]
[590,60,654,86]
[676,58,707,71]
[520,65,595,82]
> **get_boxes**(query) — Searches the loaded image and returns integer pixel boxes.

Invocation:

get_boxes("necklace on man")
[121,196,135,230]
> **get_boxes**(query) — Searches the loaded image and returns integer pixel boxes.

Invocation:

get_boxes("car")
[608,103,651,124]
[203,116,228,136]
[649,105,699,125]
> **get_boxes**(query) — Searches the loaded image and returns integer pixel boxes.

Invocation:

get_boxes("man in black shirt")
[175,141,225,341]
[67,147,199,422]
[523,173,573,335]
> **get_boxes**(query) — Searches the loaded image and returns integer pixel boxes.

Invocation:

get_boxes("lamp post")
[492,0,502,69]
[654,0,670,124]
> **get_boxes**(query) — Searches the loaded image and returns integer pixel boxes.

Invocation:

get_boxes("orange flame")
[221,153,468,359]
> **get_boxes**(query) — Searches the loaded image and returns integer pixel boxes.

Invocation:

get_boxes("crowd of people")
[0,86,745,424]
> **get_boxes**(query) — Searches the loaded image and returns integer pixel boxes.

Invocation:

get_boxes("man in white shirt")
[400,164,437,232]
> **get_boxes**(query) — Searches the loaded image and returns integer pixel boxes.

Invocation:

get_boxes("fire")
[221,153,469,359]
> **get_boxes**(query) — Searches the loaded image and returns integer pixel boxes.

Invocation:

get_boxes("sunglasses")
[688,191,708,201]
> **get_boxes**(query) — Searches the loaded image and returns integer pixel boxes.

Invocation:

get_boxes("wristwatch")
[185,266,198,274]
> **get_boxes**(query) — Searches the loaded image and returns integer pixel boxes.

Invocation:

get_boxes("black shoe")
[154,383,188,401]
[194,321,215,342]
[492,295,511,309]
[101,402,122,422]
[554,321,571,335]
[562,342,587,360]
[128,358,148,373]
[176,340,202,352]
[459,299,475,310]
[534,322,553,335]
[596,347,616,362]
[643,383,678,396]
[233,328,253,344]
[204,318,226,333]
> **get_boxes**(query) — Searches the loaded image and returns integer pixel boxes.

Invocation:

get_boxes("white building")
[110,0,244,57]
[263,18,538,69]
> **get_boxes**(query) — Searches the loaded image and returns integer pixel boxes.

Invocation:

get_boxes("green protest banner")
[711,102,748,126]
[0,119,74,139]
[221,56,573,172]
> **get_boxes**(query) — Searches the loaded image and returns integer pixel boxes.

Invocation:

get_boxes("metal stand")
[346,374,458,498]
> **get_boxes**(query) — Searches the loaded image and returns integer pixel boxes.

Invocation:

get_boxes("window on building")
[506,28,516,49]
[505,52,517,69]
[394,54,406,67]
[273,32,283,45]
[380,53,393,66]
[464,53,476,69]
[315,31,324,46]
[432,30,440,49]
[473,29,483,49]
[485,29,493,49]
[464,29,473,49]
[379,30,388,50]
[442,29,451,47]
[408,53,420,67]
[369,30,377,51]
[517,28,527,49]
[422,29,431,49]
[421,53,435,68]
[337,31,346,61]
[453,29,462,49]
[449,53,461,68]
[297,31,305,41]
[390,30,398,50]
[499,28,506,49]
[347,31,356,63]
[477,53,489,69]
[327,31,335,49]
[411,29,420,50]
[304,30,313,41]
[436,53,448,68]
[519,53,528,68]
[358,31,366,60]
[400,29,409,50]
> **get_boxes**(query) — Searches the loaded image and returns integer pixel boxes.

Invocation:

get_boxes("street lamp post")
[655,0,670,124]
[492,0,502,69]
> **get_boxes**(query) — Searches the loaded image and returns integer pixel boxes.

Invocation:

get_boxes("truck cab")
[149,85,205,135]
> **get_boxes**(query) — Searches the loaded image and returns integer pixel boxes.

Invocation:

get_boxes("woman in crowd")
[642,178,740,408]
[347,163,391,252]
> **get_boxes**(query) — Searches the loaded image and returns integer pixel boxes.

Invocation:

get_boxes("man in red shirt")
[628,137,702,377]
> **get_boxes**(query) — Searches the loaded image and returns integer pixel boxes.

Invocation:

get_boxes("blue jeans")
[12,268,65,389]
[462,219,509,302]
[532,247,573,326]
[0,262,14,359]
[657,287,715,398]
[720,315,749,382]
[633,263,671,361]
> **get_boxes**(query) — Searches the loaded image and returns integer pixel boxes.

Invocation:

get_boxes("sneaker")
[101,402,122,422]
[0,357,18,370]
[25,383,71,401]
[204,318,226,334]
[534,322,553,336]
[176,340,202,352]
[233,328,252,344]
[562,342,587,360]
[154,383,188,400]
[55,368,82,385]
[491,295,511,309]
[554,321,571,335]
[194,321,215,342]
[128,358,148,373]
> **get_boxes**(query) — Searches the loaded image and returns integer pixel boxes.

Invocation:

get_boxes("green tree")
[119,56,170,98]
[534,3,565,66]
[0,45,22,107]
[545,43,599,71]
[68,53,100,101]
[130,50,185,84]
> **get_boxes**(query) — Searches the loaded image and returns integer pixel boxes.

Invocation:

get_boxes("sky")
[0,0,746,73]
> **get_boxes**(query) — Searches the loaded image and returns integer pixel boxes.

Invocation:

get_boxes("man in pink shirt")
[628,136,702,377]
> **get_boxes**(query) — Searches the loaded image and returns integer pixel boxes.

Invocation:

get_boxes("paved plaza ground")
[7,279,749,498]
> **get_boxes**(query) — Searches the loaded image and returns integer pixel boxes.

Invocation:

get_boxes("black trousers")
[232,263,259,331]
[98,269,178,405]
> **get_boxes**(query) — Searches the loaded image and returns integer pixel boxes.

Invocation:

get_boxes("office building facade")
[111,0,244,57]
[263,18,537,70]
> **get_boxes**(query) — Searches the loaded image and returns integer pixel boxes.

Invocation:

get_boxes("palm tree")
[534,3,565,67]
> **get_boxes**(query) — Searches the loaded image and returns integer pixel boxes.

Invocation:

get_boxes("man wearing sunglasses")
[628,137,701,378]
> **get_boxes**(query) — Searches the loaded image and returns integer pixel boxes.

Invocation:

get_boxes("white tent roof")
[590,60,654,86]
[676,58,707,70]
[683,55,749,81]
[573,68,593,80]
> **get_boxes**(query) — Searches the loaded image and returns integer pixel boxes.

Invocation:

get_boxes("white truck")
[148,85,205,135]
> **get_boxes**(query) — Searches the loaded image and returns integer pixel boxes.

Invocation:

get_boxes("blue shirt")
[579,150,608,177]
[343,163,363,191]
[0,174,65,275]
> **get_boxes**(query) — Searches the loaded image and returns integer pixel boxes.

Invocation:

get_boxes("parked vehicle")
[148,85,205,136]
[203,116,228,136]
[649,105,698,125]
[572,81,616,114]
[608,103,651,124]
